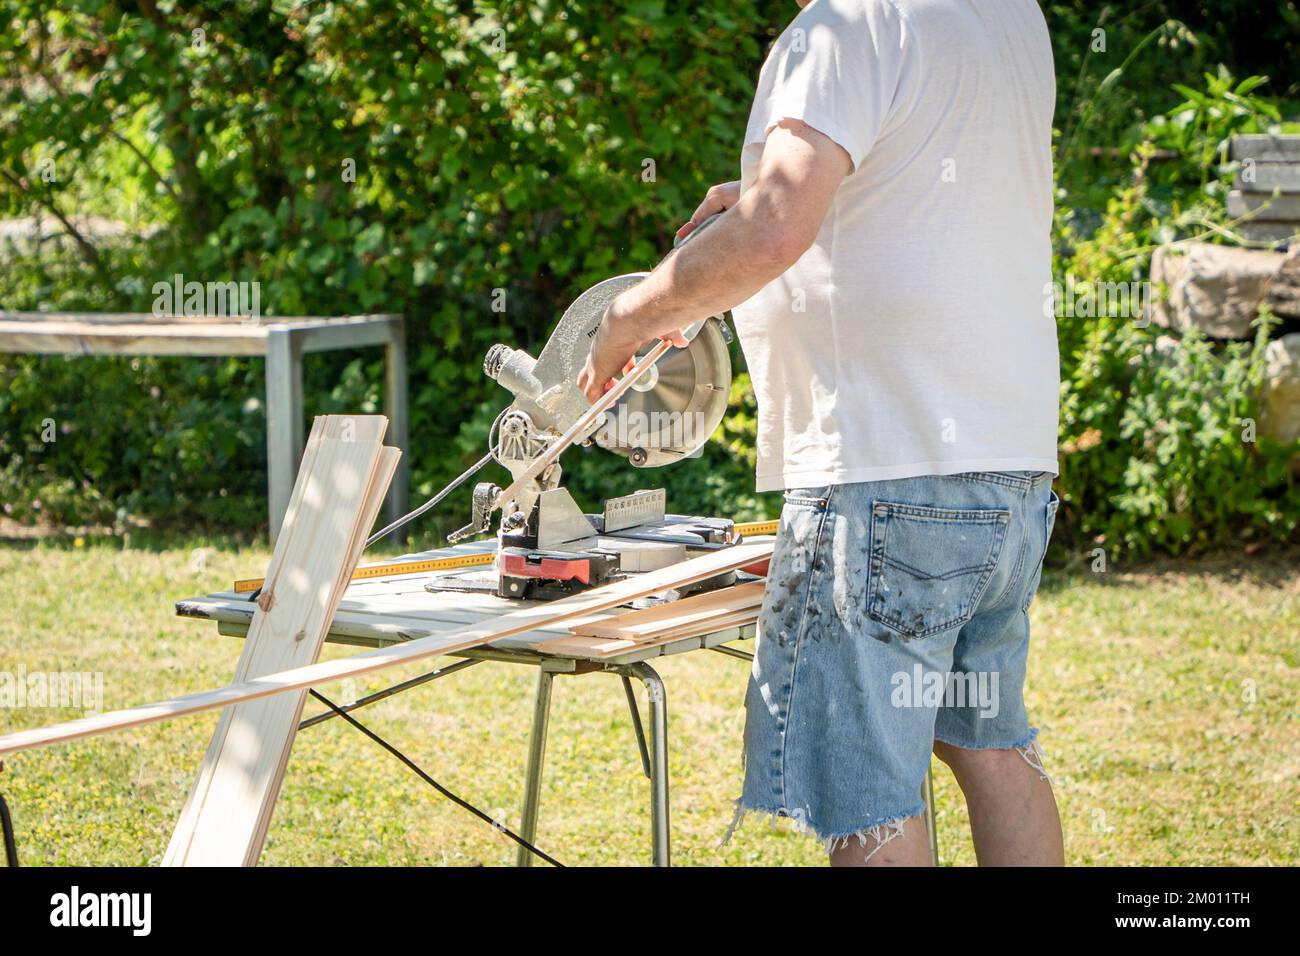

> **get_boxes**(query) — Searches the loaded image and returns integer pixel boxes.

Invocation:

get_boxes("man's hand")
[577,297,688,404]
[675,181,741,243]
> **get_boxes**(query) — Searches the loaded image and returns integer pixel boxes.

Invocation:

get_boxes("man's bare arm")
[578,119,852,401]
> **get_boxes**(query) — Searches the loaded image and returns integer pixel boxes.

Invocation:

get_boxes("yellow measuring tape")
[233,552,496,593]
[232,518,781,593]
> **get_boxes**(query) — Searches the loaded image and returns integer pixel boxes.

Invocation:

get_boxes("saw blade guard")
[596,318,731,466]
[485,272,732,467]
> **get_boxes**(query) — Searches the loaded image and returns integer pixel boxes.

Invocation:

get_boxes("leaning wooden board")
[164,415,397,866]
[0,539,776,757]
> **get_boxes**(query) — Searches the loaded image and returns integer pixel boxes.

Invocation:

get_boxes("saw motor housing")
[446,273,734,599]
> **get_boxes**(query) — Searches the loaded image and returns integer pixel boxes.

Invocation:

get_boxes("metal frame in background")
[262,314,408,542]
[0,311,409,543]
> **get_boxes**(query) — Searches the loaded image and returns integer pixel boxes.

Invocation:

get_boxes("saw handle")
[673,211,724,250]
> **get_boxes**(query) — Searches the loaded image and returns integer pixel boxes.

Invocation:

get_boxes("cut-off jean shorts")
[727,471,1059,856]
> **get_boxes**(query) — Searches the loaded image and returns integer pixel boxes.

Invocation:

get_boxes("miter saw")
[432,268,738,601]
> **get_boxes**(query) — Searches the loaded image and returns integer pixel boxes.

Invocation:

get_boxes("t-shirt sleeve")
[744,0,913,171]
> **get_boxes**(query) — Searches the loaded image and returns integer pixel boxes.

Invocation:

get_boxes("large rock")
[1266,248,1300,320]
[1260,333,1300,470]
[1151,242,1285,338]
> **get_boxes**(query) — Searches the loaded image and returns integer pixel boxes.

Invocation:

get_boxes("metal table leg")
[708,644,754,663]
[382,317,409,539]
[623,662,670,867]
[621,675,652,778]
[922,764,939,866]
[265,327,304,543]
[516,665,557,867]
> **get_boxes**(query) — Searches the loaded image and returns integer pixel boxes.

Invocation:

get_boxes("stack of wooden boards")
[1229,135,1300,247]
[164,414,400,867]
[537,580,766,657]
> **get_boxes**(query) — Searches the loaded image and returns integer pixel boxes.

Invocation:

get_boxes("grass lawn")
[0,538,1296,866]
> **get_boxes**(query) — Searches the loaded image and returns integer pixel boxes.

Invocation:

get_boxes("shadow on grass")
[1038,541,1300,598]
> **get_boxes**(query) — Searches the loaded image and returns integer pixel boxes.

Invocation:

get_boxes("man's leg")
[933,739,1064,866]
[828,814,933,867]
[734,474,1053,868]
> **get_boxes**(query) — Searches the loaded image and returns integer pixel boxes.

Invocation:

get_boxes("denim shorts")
[726,471,1059,855]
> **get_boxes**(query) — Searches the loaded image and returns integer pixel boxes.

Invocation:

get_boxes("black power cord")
[0,791,18,867]
[249,448,497,605]
[366,449,495,547]
[308,690,563,867]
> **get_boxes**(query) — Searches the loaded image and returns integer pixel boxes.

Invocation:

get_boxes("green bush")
[1,3,1297,554]
[0,0,788,533]
[1053,96,1300,560]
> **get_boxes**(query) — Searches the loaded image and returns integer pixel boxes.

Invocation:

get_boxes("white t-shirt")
[731,0,1059,492]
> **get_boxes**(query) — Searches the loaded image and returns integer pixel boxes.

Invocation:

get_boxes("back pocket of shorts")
[866,501,1010,640]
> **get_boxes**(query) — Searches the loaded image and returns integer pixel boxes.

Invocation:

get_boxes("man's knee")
[933,738,1050,781]
[933,738,970,769]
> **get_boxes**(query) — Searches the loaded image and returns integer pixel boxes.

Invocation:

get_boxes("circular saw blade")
[517,272,731,466]
[599,312,731,467]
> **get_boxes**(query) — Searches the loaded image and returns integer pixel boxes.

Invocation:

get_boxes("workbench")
[177,539,938,866]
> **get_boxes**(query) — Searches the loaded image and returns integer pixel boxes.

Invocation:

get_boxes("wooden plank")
[0,313,402,357]
[635,608,759,644]
[0,312,265,326]
[1227,189,1300,221]
[1230,135,1300,163]
[163,415,395,866]
[165,418,388,865]
[0,540,775,757]
[532,635,635,656]
[0,311,395,328]
[171,434,393,866]
[567,581,765,641]
[1236,164,1300,193]
[0,322,271,356]
[253,444,400,860]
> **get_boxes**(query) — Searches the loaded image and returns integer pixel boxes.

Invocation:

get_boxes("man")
[579,0,1063,866]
